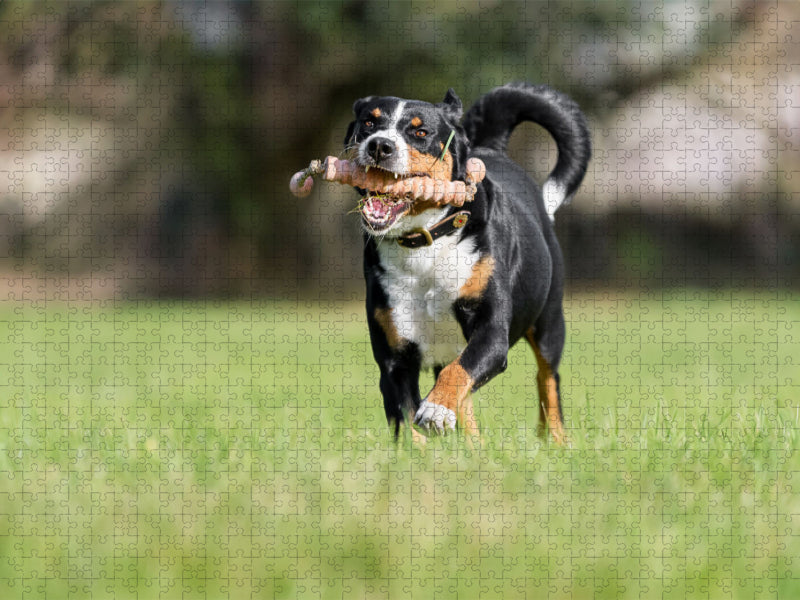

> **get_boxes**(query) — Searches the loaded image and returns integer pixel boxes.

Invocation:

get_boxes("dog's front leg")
[378,361,422,437]
[414,329,508,434]
[413,361,468,434]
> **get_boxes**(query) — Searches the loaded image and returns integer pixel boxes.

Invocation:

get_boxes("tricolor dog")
[344,82,591,442]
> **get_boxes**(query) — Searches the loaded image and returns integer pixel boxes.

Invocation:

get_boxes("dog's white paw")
[413,400,456,434]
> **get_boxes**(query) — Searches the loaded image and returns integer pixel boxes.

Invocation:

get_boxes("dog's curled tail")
[463,82,591,220]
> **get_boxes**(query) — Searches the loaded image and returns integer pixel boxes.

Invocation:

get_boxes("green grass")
[1,290,798,599]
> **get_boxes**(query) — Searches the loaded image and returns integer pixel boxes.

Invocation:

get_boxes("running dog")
[344,82,591,442]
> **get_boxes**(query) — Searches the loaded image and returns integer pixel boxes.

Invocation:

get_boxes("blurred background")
[0,0,797,300]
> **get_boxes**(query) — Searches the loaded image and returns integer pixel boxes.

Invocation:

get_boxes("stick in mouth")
[289,156,486,208]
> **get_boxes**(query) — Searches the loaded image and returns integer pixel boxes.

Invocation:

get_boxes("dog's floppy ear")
[344,121,357,147]
[437,89,462,121]
[344,96,373,147]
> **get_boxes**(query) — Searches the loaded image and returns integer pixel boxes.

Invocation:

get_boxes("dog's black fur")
[344,82,591,441]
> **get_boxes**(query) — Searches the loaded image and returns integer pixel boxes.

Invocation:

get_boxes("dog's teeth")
[365,166,370,173]
[394,173,398,179]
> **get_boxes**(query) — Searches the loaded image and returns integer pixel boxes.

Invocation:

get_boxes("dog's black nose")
[366,137,395,163]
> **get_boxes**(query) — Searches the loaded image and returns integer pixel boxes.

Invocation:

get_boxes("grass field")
[1,289,798,599]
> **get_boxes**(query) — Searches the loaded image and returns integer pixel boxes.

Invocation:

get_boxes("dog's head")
[344,89,467,235]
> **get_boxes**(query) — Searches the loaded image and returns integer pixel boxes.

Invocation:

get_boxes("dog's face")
[344,90,467,235]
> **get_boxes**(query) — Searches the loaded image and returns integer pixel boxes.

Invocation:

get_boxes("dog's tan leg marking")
[525,329,566,445]
[459,255,495,300]
[413,361,473,433]
[373,307,405,350]
[427,361,474,415]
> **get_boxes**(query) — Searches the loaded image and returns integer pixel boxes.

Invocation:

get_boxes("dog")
[343,82,591,442]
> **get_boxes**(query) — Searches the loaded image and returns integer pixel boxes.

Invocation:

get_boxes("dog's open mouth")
[360,193,412,232]
[356,166,433,233]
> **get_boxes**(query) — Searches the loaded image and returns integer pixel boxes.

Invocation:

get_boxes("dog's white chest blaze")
[377,235,479,368]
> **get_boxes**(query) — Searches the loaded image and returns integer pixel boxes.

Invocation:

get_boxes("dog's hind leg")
[524,316,567,445]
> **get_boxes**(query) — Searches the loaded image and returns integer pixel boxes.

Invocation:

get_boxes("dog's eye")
[415,130,428,138]
[363,120,374,128]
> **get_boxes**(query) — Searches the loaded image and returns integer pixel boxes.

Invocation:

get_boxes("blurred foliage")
[0,0,795,297]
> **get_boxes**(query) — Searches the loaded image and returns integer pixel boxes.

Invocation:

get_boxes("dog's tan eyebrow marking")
[370,108,381,118]
[410,116,422,127]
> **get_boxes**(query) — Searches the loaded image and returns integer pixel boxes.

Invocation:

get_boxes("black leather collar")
[396,210,471,249]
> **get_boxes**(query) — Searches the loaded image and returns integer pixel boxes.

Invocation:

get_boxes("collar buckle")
[400,227,433,247]
[396,210,471,249]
